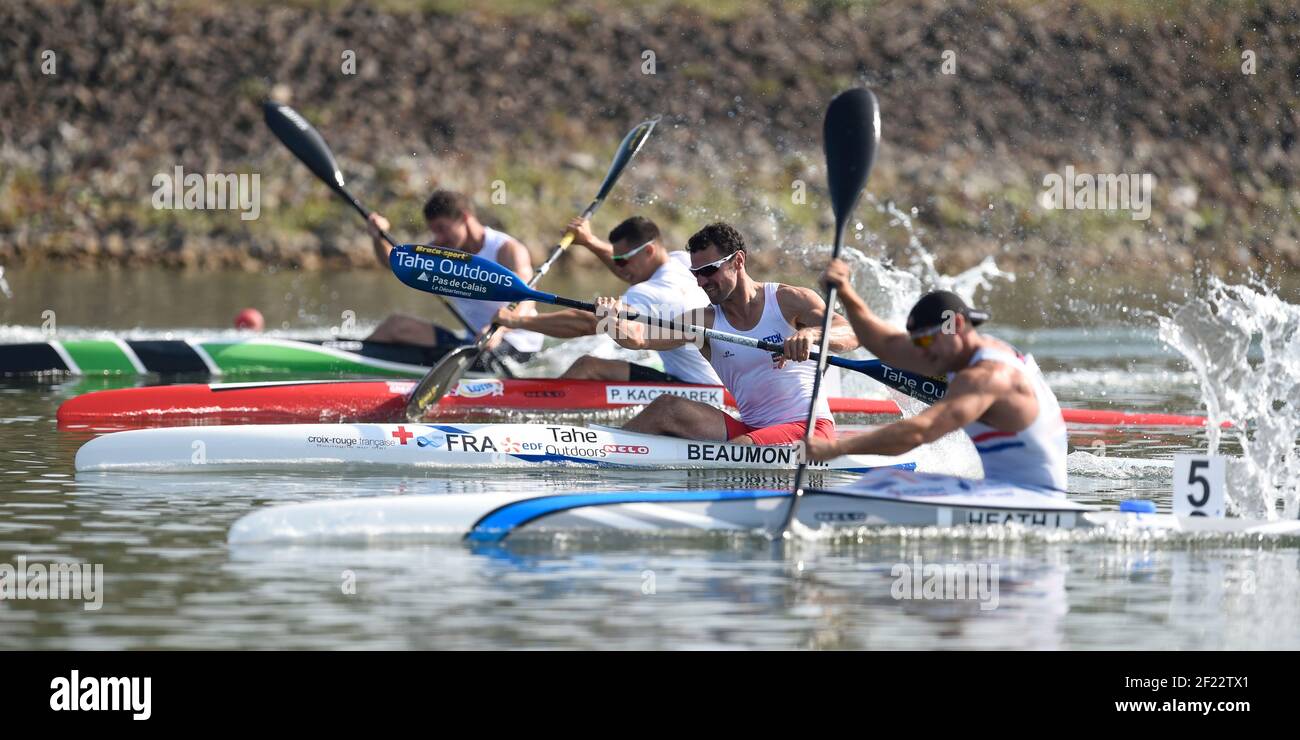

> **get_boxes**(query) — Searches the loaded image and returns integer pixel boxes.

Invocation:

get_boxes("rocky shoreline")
[1,0,1297,276]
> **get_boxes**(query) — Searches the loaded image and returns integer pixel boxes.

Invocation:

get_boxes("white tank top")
[447,226,544,353]
[622,252,721,385]
[949,346,1068,491]
[709,283,833,428]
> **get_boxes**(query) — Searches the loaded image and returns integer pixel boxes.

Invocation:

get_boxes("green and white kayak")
[0,337,453,377]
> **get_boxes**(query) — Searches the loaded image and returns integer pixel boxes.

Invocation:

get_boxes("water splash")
[827,198,1015,476]
[771,196,1015,446]
[864,195,1014,288]
[1156,278,1300,519]
[1065,451,1173,481]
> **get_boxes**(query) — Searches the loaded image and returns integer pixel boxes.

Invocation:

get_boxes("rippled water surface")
[1,268,1298,649]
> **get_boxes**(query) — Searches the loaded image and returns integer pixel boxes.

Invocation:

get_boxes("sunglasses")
[909,326,943,348]
[689,251,738,277]
[611,239,654,263]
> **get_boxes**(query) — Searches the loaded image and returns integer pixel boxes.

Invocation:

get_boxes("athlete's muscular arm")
[808,367,1003,459]
[567,218,623,279]
[485,239,539,341]
[595,298,712,354]
[820,259,927,372]
[495,307,598,338]
[496,238,536,286]
[775,284,860,362]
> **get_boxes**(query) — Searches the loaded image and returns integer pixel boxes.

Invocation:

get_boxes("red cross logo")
[391,426,413,445]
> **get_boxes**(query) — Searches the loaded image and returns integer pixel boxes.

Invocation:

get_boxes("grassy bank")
[1,0,1296,276]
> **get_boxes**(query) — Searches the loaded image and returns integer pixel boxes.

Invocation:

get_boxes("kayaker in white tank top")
[448,226,543,353]
[362,190,541,358]
[806,268,1069,492]
[711,282,832,428]
[949,346,1068,491]
[596,222,859,446]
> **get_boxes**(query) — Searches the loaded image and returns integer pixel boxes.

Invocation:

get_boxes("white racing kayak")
[74,422,914,473]
[227,468,1300,544]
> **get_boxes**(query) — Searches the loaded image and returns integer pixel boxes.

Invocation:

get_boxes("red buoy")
[234,308,265,332]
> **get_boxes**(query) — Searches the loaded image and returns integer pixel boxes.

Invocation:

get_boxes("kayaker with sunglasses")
[493,216,721,385]
[597,222,859,446]
[806,259,1068,491]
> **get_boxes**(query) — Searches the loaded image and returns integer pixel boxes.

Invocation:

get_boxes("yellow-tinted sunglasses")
[909,326,943,348]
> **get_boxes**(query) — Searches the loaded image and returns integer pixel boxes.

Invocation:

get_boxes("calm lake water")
[1,265,1297,649]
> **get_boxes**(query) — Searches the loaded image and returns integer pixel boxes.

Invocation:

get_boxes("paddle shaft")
[261,103,505,364]
[389,242,946,403]
[783,87,883,536]
[448,116,658,367]
[399,209,599,418]
[341,187,502,343]
[467,198,599,358]
[402,115,661,419]
[789,219,853,495]
[788,257,841,497]
[353,196,518,376]
[549,294,928,389]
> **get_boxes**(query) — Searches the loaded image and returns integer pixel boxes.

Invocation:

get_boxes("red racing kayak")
[55,377,1217,429]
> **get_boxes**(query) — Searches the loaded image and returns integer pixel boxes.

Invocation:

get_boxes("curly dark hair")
[422,190,474,221]
[686,222,745,256]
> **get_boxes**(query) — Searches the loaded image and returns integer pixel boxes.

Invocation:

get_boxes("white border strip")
[241,338,430,376]
[112,339,147,374]
[47,341,81,375]
[210,379,359,391]
[185,339,223,377]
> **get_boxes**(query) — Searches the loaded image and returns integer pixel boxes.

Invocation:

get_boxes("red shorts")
[722,416,836,445]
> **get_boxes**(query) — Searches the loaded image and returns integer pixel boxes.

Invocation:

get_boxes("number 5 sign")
[1173,454,1226,518]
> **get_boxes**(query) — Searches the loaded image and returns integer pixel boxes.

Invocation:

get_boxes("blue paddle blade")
[838,357,947,404]
[389,244,555,305]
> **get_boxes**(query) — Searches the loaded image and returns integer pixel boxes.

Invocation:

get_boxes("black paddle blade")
[591,117,660,207]
[404,345,478,421]
[263,101,347,193]
[781,88,884,537]
[823,88,881,251]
